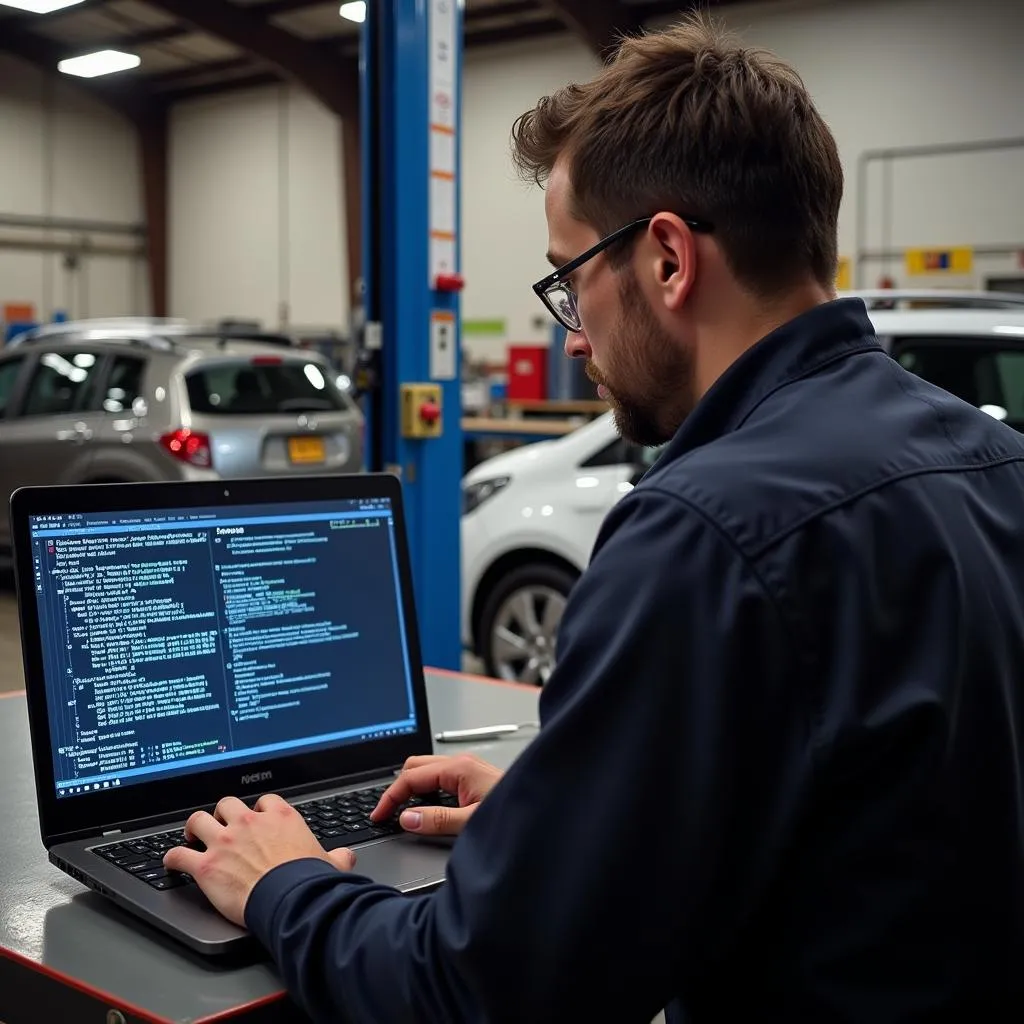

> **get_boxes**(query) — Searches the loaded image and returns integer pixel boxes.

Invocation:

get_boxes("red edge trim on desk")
[0,940,287,1024]
[0,942,182,1024]
[426,666,539,692]
[0,689,25,699]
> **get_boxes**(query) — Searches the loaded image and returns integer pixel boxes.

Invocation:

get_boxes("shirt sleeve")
[245,487,811,1023]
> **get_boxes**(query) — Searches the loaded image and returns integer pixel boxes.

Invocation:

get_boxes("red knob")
[420,401,441,425]
[434,272,465,293]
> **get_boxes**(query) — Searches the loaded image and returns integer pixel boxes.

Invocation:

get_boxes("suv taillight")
[159,429,212,468]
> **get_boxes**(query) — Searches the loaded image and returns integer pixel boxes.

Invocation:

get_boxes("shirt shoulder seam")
[634,483,803,655]
[749,453,1024,560]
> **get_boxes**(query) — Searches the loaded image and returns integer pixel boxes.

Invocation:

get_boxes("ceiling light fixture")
[58,49,141,78]
[0,0,86,11]
[339,1,366,24]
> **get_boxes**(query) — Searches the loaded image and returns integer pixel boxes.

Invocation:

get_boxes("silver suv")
[0,318,364,555]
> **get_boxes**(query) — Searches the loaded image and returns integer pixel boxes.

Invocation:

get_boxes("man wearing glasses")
[167,13,1024,1023]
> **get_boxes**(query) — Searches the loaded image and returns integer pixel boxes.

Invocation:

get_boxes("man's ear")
[646,213,697,312]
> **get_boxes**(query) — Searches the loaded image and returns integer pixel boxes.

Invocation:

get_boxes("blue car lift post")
[361,0,464,671]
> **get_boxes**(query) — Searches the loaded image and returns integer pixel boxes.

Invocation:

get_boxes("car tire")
[478,563,578,686]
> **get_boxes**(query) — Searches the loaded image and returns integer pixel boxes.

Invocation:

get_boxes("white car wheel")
[479,564,577,685]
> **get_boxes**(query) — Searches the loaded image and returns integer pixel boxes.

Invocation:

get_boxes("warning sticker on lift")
[430,310,457,381]
[429,0,458,286]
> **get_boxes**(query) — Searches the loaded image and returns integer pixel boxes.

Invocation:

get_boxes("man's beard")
[586,271,695,447]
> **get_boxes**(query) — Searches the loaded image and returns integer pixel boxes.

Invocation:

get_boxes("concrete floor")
[0,580,22,693]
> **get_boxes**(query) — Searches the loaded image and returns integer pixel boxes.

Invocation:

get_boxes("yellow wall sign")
[905,247,973,275]
[835,257,851,290]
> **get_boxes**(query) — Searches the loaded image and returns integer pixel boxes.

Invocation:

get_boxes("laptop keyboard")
[91,783,459,891]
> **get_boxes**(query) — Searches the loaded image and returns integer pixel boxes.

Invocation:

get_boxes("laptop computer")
[10,474,450,956]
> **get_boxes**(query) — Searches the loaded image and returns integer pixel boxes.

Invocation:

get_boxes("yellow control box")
[400,383,443,439]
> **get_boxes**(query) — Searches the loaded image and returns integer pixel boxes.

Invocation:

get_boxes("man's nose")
[564,330,592,360]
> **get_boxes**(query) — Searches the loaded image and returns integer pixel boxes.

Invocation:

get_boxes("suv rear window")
[185,361,349,415]
[893,338,1024,429]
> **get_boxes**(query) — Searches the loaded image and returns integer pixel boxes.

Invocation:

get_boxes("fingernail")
[400,810,422,830]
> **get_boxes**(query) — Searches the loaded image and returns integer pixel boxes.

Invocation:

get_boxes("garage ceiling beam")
[638,0,775,18]
[534,0,643,58]
[160,71,284,104]
[82,24,192,52]
[144,56,258,88]
[471,0,547,21]
[141,0,358,119]
[0,19,150,121]
[332,13,569,60]
[39,1,332,54]
[0,0,105,20]
[258,0,342,14]
[322,1,544,43]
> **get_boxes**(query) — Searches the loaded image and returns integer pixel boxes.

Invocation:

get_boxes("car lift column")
[363,0,464,670]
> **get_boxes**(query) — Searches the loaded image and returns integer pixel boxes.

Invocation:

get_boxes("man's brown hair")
[511,14,843,295]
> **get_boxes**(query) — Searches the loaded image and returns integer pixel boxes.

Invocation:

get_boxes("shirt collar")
[660,298,882,458]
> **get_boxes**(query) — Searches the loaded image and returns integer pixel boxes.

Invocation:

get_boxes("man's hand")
[163,794,356,927]
[370,753,504,837]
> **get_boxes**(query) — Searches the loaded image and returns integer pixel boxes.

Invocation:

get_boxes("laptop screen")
[28,497,418,800]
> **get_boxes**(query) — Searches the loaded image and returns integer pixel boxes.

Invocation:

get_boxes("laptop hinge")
[101,828,122,836]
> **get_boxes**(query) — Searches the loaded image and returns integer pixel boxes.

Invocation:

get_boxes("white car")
[461,290,1024,683]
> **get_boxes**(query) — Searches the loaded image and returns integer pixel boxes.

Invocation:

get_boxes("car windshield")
[185,360,348,415]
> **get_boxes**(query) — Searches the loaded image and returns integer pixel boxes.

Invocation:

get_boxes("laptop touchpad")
[348,835,449,892]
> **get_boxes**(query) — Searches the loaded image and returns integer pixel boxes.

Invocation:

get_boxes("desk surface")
[0,670,539,1024]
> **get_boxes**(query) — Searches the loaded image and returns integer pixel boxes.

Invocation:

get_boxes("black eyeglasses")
[532,214,714,333]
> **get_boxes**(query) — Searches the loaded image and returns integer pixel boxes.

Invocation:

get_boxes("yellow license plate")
[287,436,326,464]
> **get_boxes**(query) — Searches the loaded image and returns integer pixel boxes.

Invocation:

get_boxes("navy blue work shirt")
[246,299,1024,1022]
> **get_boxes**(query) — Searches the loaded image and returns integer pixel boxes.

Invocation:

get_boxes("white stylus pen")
[434,723,538,743]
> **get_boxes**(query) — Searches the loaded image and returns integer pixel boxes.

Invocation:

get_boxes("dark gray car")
[0,318,364,556]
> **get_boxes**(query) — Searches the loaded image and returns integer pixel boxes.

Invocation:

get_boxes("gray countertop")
[0,670,539,1024]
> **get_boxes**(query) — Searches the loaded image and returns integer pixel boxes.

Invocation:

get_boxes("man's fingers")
[253,793,289,813]
[327,847,357,871]
[370,755,502,821]
[213,795,249,825]
[401,755,449,771]
[399,802,477,837]
[183,809,222,845]
[163,845,204,875]
[370,764,445,820]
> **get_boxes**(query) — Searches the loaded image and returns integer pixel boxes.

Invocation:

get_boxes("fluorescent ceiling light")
[0,1,86,11]
[58,49,140,79]
[339,1,366,23]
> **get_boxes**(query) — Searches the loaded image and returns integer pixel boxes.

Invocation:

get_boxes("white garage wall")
[164,33,601,356]
[0,55,145,326]
[698,0,1024,291]
[163,0,1024,361]
[461,35,600,357]
[169,84,347,330]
